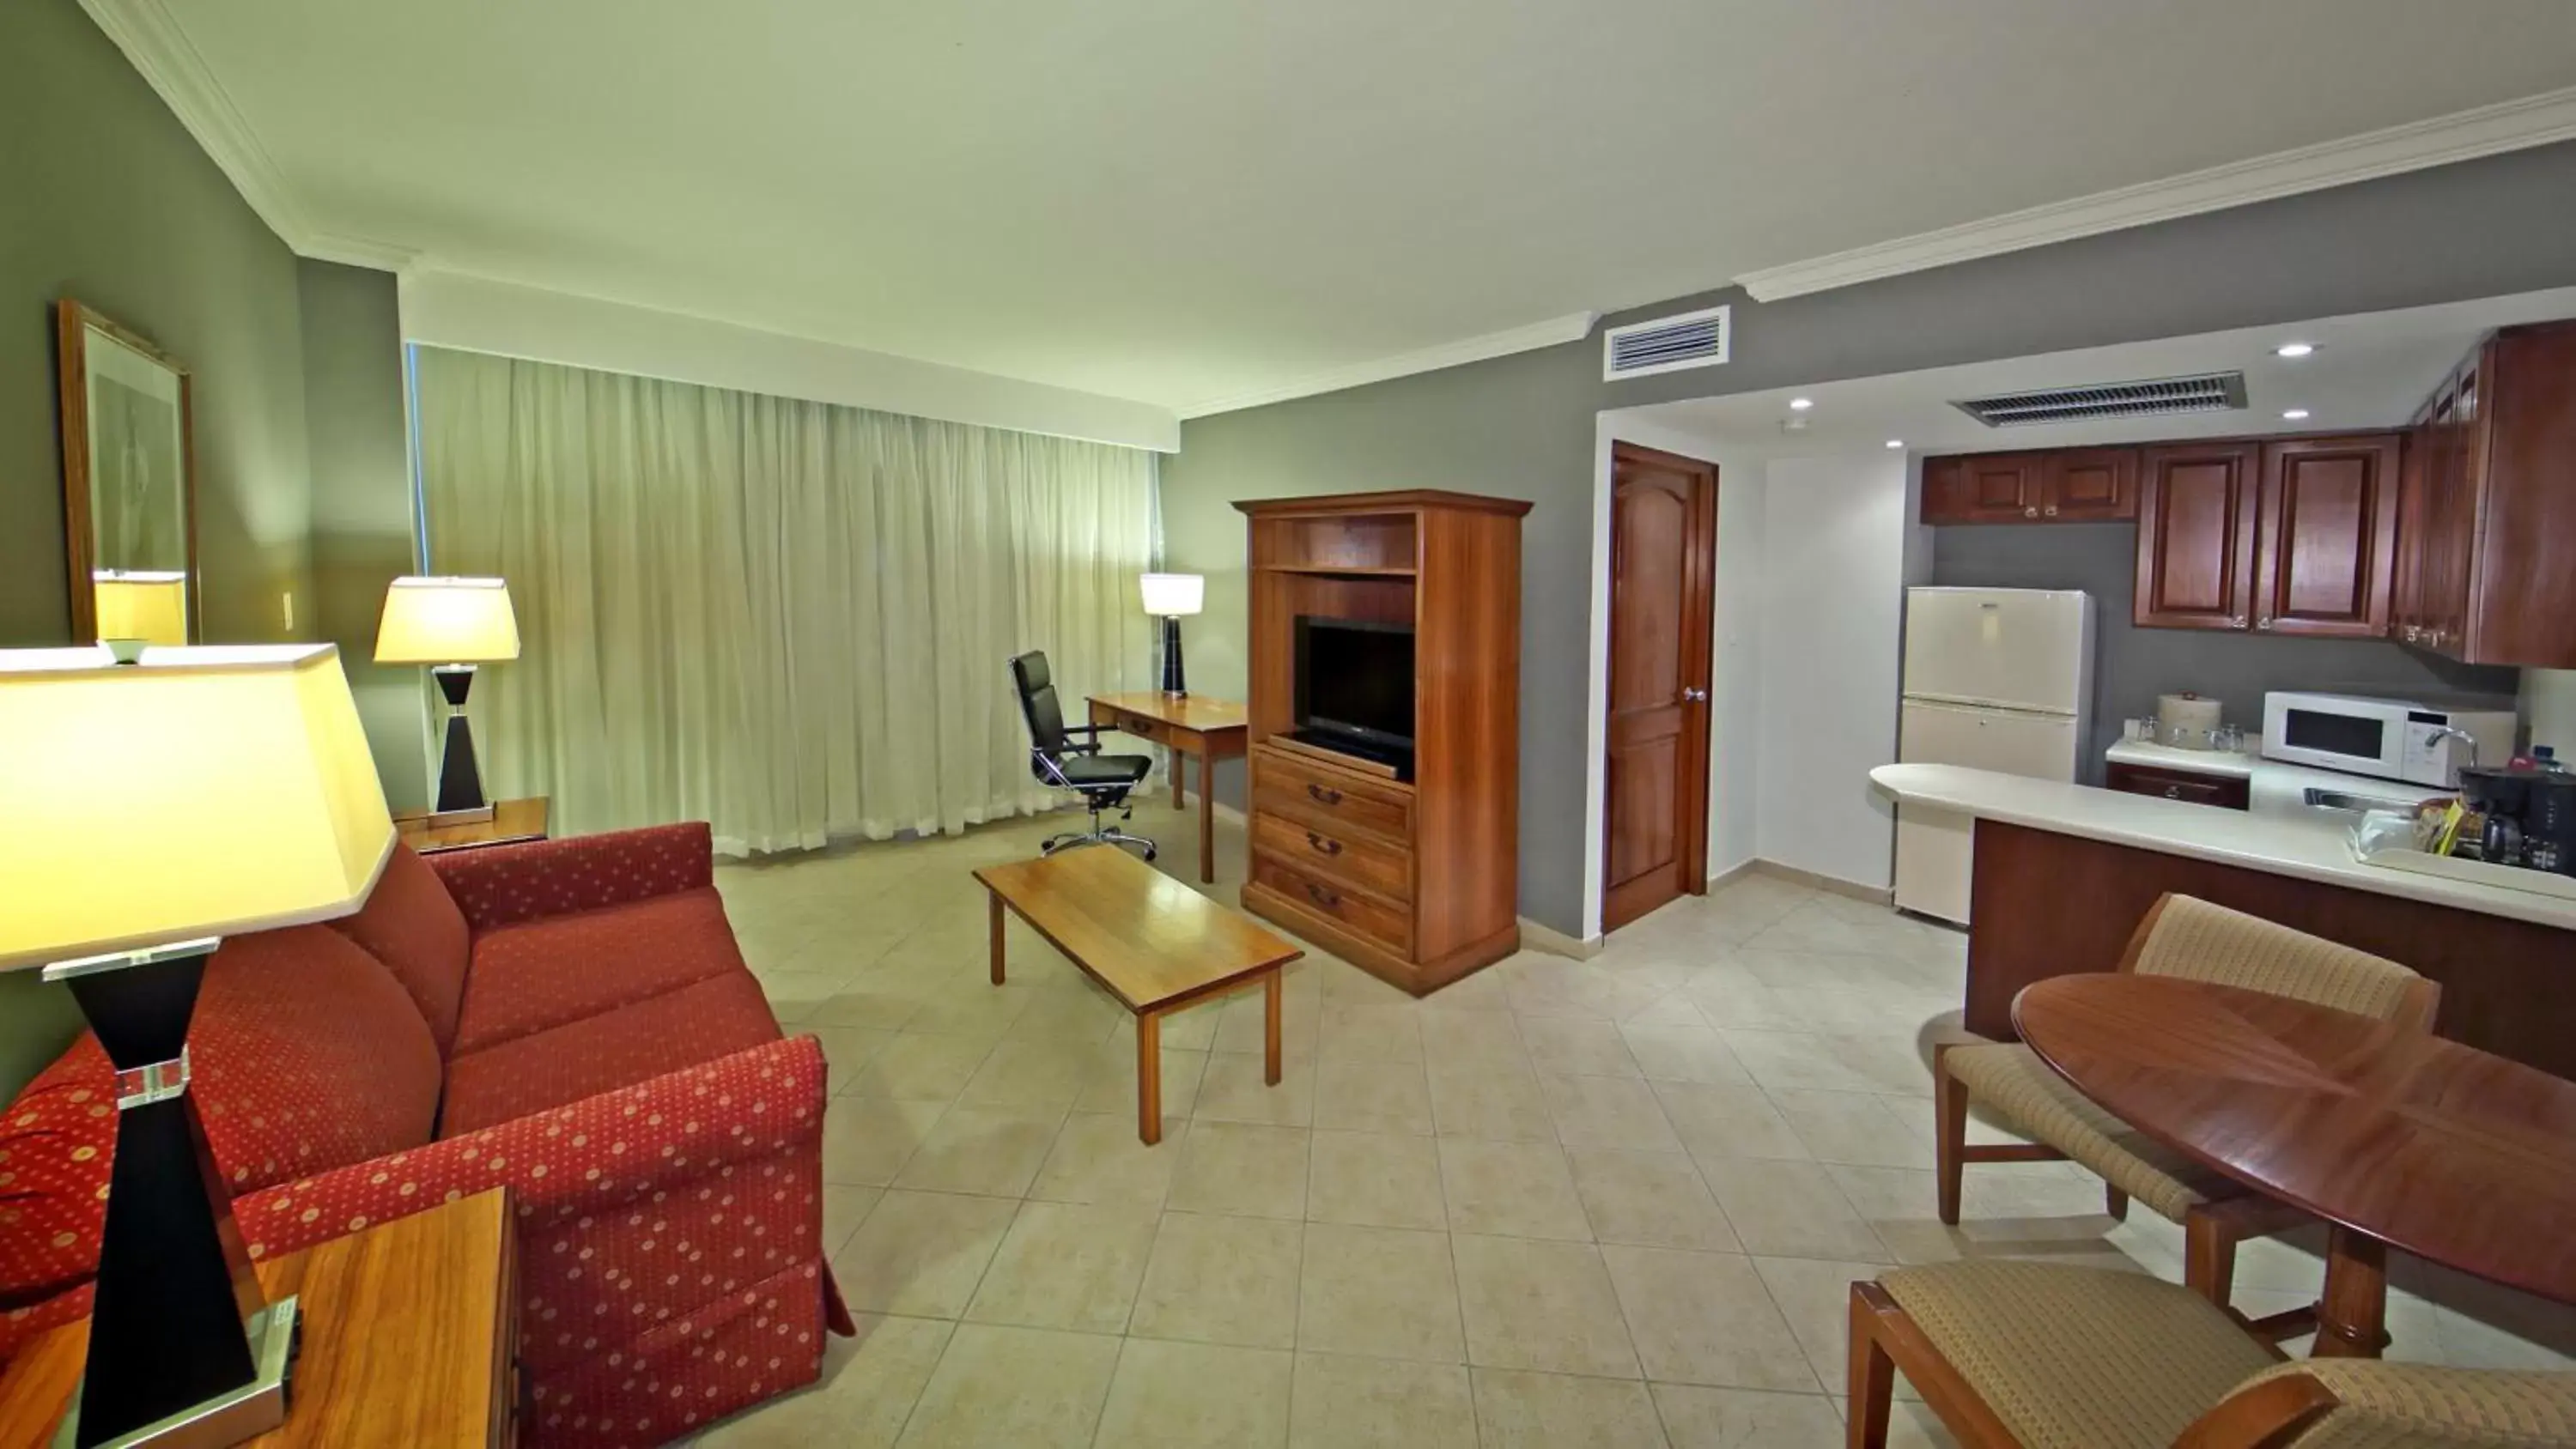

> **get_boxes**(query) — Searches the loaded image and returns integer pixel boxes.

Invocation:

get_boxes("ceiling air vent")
[1952,371,2249,427]
[1603,305,1730,381]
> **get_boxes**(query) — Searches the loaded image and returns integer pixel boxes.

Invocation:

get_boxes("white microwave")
[2260,692,2515,787]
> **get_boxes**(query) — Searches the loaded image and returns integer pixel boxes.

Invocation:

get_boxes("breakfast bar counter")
[1869,762,2576,1081]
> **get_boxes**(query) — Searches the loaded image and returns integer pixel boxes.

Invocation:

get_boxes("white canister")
[2155,694,2223,749]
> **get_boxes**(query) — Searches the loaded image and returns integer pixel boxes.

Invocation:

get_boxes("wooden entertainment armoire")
[1232,489,1528,995]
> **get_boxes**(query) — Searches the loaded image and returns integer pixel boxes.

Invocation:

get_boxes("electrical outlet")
[280,591,295,634]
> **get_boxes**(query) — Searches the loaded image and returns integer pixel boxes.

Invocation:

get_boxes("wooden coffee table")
[975,845,1303,1144]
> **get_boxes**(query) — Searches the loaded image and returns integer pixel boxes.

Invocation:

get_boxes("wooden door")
[2041,447,2138,520]
[2390,422,2429,645]
[2135,442,2261,630]
[2252,435,2400,638]
[1602,443,1716,932]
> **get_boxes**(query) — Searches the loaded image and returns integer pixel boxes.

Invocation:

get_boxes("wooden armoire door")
[1602,444,1715,932]
[2135,442,2261,630]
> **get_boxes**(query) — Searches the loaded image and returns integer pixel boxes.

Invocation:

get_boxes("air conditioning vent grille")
[1952,371,2249,427]
[1604,305,1730,380]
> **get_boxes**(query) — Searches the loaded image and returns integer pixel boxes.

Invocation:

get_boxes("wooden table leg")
[1137,1011,1163,1145]
[1172,747,1186,809]
[988,891,1005,986]
[2312,1225,2391,1358]
[1263,968,1283,1086]
[1198,745,1217,884]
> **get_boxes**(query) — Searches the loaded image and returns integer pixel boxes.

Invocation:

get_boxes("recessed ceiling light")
[2282,409,2311,421]
[1884,439,1904,449]
[2275,343,2317,358]
[1788,397,1814,411]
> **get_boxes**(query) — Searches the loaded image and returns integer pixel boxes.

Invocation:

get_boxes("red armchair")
[0,823,852,1449]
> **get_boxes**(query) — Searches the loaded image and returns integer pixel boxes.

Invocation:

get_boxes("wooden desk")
[976,846,1302,1144]
[2015,974,2576,1360]
[1,1189,520,1448]
[1087,693,1248,883]
[394,796,550,855]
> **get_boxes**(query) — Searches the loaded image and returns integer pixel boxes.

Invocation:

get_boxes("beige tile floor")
[689,795,2576,1448]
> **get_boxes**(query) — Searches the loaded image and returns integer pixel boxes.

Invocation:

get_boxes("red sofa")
[0,823,852,1448]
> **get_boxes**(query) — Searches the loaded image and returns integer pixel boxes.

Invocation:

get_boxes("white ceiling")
[1617,287,2576,459]
[146,0,2576,410]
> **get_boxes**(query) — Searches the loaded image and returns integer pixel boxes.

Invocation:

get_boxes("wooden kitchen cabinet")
[2041,446,2138,520]
[1919,447,2136,524]
[2385,321,2576,667]
[2251,434,2400,638]
[2105,761,2251,810]
[2133,441,2261,630]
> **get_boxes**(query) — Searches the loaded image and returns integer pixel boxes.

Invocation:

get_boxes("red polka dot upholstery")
[329,841,473,1054]
[429,824,716,933]
[452,888,746,1057]
[0,822,849,1443]
[441,971,783,1138]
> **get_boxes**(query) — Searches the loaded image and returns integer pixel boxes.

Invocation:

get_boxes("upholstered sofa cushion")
[330,841,474,1054]
[1881,1260,2277,1449]
[440,970,785,1137]
[450,888,747,1056]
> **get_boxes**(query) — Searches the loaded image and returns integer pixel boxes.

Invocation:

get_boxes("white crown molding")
[1735,85,2576,303]
[1176,312,1598,419]
[81,0,422,273]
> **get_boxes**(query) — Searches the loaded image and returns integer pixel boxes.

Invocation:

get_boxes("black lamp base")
[1158,616,1187,696]
[429,665,493,827]
[46,943,297,1448]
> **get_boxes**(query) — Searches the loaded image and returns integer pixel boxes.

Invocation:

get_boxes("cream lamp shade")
[374,575,521,664]
[1139,573,1205,617]
[0,644,394,970]
[91,569,190,646]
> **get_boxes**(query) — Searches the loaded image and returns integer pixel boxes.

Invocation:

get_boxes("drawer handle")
[1305,830,1343,857]
[2164,785,2184,799]
[1306,783,1342,806]
[1305,882,1342,910]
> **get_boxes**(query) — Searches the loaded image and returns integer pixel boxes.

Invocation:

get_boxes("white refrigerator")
[1893,587,2096,924]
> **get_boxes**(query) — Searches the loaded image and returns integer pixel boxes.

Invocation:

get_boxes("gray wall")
[301,260,428,812]
[1929,524,2518,782]
[1161,140,2576,938]
[0,0,415,1096]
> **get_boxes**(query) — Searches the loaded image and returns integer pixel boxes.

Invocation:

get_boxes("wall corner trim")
[1177,312,1598,420]
[1517,915,1605,961]
[1733,85,2576,303]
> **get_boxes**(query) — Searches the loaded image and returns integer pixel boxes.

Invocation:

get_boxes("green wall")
[0,0,413,1096]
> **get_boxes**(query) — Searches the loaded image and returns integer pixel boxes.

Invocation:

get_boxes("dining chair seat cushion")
[1943,1041,2241,1221]
[2241,1361,2576,1448]
[1880,1260,2277,1449]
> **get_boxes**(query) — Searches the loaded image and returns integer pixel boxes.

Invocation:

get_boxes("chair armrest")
[234,1034,825,1263]
[429,822,715,931]
[1057,724,1107,755]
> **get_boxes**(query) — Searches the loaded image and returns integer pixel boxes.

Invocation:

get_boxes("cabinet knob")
[2044,505,2059,517]
[1305,783,1342,806]
[2257,616,2274,631]
[1305,830,1342,857]
[2227,615,2247,628]
[2164,785,2184,799]
[1304,882,1341,910]
[2023,506,2039,518]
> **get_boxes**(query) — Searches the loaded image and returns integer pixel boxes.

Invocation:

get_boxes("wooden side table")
[0,1189,520,1448]
[394,796,550,855]
[1085,694,1249,883]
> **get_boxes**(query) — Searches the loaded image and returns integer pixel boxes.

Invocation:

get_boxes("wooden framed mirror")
[58,299,199,645]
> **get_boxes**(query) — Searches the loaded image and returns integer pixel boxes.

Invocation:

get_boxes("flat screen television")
[1293,616,1415,766]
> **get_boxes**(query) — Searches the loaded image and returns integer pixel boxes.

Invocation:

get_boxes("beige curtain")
[413,346,1157,854]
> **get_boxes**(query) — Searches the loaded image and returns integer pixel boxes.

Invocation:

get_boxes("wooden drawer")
[1252,853,1413,955]
[2105,761,2251,811]
[1098,707,1170,745]
[1252,744,1413,840]
[1252,809,1413,902]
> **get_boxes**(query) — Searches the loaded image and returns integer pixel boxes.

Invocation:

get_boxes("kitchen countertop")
[1871,761,2576,931]
[2105,737,2263,779]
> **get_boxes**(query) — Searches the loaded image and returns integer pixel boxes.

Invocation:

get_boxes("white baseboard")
[1518,915,1604,961]
[1704,858,1759,890]
[1748,858,1895,906]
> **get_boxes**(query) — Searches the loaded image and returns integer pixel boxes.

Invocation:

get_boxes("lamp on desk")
[0,643,392,1448]
[90,570,190,648]
[1139,572,1203,696]
[374,575,519,825]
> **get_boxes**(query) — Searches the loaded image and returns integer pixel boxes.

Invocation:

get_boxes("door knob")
[1681,687,1709,702]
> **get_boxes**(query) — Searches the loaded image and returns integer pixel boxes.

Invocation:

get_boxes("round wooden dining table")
[2014,972,2576,1357]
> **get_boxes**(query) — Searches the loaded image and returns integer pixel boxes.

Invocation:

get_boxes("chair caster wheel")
[1144,846,1158,862]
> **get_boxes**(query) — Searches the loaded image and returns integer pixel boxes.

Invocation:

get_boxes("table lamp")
[90,570,190,648]
[0,643,393,1448]
[374,575,519,825]
[1139,573,1204,696]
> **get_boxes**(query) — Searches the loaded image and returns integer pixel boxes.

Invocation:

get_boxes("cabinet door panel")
[2256,435,2398,639]
[2136,444,2260,630]
[2042,448,2137,520]
[1958,454,2042,521]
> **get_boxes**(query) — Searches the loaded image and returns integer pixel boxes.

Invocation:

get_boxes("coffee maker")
[2458,767,2576,876]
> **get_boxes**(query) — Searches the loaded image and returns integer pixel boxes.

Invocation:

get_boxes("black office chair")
[1009,650,1157,861]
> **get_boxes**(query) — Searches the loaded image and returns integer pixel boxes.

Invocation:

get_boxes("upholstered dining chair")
[1848,1260,2576,1449]
[1934,894,2440,1335]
